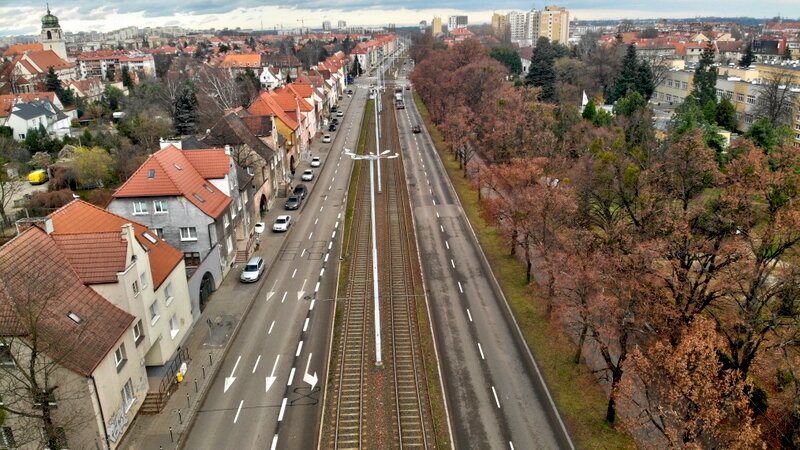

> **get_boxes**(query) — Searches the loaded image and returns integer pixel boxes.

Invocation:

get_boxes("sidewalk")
[118,95,354,450]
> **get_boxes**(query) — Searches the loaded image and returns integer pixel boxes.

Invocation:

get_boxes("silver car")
[273,215,292,232]
[240,256,265,283]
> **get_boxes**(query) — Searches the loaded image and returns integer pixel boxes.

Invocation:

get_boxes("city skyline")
[1,1,799,37]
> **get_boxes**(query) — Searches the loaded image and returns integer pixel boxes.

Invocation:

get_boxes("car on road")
[322,134,331,143]
[284,195,302,210]
[254,222,265,234]
[301,169,314,181]
[293,184,308,199]
[311,156,321,167]
[272,215,292,232]
[328,124,337,132]
[336,110,344,117]
[331,118,339,125]
[330,105,337,112]
[240,256,265,283]
[347,89,353,95]
[412,125,421,133]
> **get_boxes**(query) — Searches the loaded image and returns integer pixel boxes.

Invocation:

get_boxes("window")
[140,272,147,289]
[133,201,148,215]
[1,427,15,449]
[179,227,197,241]
[165,282,174,306]
[184,252,201,267]
[154,228,164,238]
[132,320,144,345]
[153,200,168,213]
[667,79,673,87]
[716,88,723,98]
[132,280,140,296]
[114,343,127,371]
[224,213,230,229]
[148,301,160,326]
[0,344,14,368]
[169,315,179,339]
[121,379,135,412]
[736,93,744,102]
[681,81,688,90]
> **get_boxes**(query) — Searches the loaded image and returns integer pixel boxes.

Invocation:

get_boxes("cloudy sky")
[1,1,798,36]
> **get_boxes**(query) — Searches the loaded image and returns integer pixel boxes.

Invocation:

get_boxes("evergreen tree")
[609,44,639,103]
[525,37,557,102]
[614,91,647,117]
[635,59,655,99]
[691,41,718,108]
[45,67,61,93]
[739,41,755,67]
[582,98,597,121]
[490,47,522,74]
[173,81,198,136]
[716,96,737,131]
[121,66,134,91]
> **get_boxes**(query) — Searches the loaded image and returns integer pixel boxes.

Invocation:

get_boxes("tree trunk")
[606,367,623,424]
[574,322,588,364]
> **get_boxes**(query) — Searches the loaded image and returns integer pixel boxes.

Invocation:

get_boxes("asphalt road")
[395,68,574,450]
[183,85,369,450]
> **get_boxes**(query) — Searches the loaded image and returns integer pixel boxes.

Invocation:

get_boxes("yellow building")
[491,13,508,37]
[432,17,442,36]
[537,6,569,44]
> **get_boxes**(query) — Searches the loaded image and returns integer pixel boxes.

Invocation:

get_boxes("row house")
[107,144,244,317]
[248,92,302,177]
[3,50,76,93]
[0,199,192,449]
[218,53,269,75]
[65,78,104,102]
[280,83,324,133]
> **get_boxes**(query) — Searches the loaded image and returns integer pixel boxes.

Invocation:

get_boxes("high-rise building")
[538,6,569,44]
[337,20,347,29]
[419,20,427,32]
[322,20,331,30]
[507,10,532,46]
[432,17,442,35]
[448,15,468,31]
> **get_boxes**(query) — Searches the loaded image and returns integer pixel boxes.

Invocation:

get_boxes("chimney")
[224,145,232,155]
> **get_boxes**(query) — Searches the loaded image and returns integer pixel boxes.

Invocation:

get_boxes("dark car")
[329,124,337,132]
[284,195,302,210]
[331,118,339,125]
[412,125,421,133]
[293,184,308,199]
[347,89,353,94]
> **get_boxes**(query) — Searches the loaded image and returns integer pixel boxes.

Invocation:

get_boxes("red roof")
[49,200,184,289]
[0,227,134,376]
[113,145,231,219]
[2,43,43,57]
[248,92,298,129]
[183,149,231,179]
[0,92,57,118]
[271,89,313,112]
[24,50,74,72]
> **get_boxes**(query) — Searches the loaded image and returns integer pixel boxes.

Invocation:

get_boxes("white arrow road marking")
[297,290,305,301]
[233,399,244,423]
[252,355,261,373]
[266,291,275,301]
[266,355,280,393]
[303,353,318,390]
[224,356,241,393]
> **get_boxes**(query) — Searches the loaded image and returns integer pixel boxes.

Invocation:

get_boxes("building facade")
[448,16,468,31]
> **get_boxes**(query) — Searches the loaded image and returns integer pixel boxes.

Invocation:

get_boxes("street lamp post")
[344,148,398,366]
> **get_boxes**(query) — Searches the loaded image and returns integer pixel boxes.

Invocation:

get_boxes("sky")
[0,1,799,37]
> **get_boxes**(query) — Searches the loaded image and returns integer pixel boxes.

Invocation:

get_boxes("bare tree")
[196,66,246,112]
[0,140,27,226]
[752,71,799,127]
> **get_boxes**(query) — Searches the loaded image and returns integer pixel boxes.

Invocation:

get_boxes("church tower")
[41,4,67,60]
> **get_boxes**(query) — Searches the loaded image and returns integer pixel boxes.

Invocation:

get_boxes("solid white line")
[467,309,472,322]
[492,386,501,408]
[458,281,463,293]
[268,321,275,334]
[270,435,279,450]
[292,268,297,278]
[308,232,313,240]
[445,241,449,250]
[451,259,455,268]
[288,367,296,385]
[440,225,444,233]
[252,355,261,373]
[324,253,329,262]
[296,341,303,357]
[315,281,320,292]
[278,397,288,421]
[478,343,485,360]
[320,268,325,277]
[309,299,316,311]
[233,399,244,423]
[303,317,310,332]
[281,292,287,303]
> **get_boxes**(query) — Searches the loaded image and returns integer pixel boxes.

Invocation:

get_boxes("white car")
[254,222,265,234]
[322,134,331,143]
[272,215,292,232]
[311,156,321,167]
[240,257,265,283]
[301,169,314,181]
[336,110,344,117]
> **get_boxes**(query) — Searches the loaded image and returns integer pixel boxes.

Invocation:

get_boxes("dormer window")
[148,169,155,178]
[192,193,205,203]
[203,183,214,193]
[173,163,182,170]
[67,312,83,324]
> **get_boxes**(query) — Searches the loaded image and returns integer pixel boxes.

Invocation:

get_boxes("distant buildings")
[448,15,468,31]
[322,20,331,31]
[504,5,570,47]
[432,17,443,36]
[337,20,347,29]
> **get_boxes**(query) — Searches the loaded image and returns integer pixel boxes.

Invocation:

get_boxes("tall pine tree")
[739,41,755,67]
[609,44,639,103]
[525,37,557,102]
[691,41,718,107]
[45,67,61,93]
[173,81,198,136]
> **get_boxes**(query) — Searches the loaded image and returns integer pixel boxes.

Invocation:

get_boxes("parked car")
[285,195,302,210]
[272,215,292,232]
[27,170,48,185]
[293,184,308,199]
[347,89,353,94]
[311,156,321,167]
[328,124,337,132]
[412,125,421,133]
[322,134,331,143]
[331,118,339,125]
[240,256,265,283]
[254,222,265,234]
[336,110,344,117]
[301,169,314,181]
[331,105,337,112]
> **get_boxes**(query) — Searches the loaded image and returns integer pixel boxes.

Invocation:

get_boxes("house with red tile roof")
[0,224,140,449]
[107,144,241,314]
[248,91,302,175]
[0,91,62,126]
[4,50,76,93]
